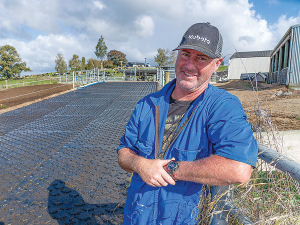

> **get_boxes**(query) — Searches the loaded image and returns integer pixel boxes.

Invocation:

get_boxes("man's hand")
[136,157,176,187]
[118,148,175,187]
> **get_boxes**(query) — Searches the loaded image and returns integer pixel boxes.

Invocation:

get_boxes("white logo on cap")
[189,35,210,44]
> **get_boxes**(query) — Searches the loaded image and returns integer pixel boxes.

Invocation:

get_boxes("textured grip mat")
[0,82,157,224]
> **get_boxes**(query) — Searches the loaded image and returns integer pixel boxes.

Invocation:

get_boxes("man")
[117,23,258,224]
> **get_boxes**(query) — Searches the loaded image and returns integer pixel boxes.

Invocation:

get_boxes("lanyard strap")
[155,105,160,159]
[155,104,198,159]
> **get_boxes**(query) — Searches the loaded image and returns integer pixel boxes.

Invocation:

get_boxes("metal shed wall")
[228,57,270,80]
[288,25,300,84]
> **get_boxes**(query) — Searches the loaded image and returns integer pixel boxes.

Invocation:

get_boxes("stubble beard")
[176,71,212,94]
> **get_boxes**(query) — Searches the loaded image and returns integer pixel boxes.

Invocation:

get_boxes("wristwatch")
[163,160,179,181]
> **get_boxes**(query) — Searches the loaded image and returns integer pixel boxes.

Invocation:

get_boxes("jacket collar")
[149,79,176,106]
[150,79,213,107]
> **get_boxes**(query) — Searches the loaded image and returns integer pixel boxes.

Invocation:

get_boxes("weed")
[296,117,300,120]
[0,104,7,109]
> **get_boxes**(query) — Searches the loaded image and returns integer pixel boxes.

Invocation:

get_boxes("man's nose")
[184,58,197,71]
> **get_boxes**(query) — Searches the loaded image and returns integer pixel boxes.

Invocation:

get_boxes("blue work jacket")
[117,79,258,224]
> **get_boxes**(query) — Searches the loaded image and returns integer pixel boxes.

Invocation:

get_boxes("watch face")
[167,161,178,171]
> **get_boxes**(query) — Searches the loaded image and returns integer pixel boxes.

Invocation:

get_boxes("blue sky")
[0,0,299,75]
[250,0,300,23]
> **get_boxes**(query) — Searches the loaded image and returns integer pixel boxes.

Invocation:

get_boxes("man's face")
[175,49,222,93]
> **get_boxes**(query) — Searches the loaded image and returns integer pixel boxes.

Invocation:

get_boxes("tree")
[81,57,87,70]
[154,48,177,67]
[0,45,31,79]
[86,58,101,70]
[166,49,176,66]
[69,54,81,71]
[95,35,108,62]
[107,50,127,67]
[55,53,67,73]
[103,60,114,68]
[154,48,168,67]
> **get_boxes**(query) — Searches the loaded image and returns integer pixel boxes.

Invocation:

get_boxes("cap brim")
[173,45,217,59]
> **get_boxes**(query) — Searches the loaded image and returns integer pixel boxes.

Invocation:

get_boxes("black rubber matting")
[0,82,157,224]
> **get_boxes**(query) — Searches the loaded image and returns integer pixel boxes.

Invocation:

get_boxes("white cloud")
[93,1,106,10]
[134,15,155,38]
[0,34,95,74]
[1,0,300,72]
[270,13,300,39]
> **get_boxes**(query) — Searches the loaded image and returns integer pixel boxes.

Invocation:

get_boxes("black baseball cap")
[173,23,223,59]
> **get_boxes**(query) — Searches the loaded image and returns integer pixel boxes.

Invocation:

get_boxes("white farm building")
[228,50,272,80]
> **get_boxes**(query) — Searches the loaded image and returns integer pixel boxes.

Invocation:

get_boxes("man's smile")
[183,71,196,77]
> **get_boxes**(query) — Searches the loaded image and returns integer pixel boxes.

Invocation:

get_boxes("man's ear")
[213,57,223,72]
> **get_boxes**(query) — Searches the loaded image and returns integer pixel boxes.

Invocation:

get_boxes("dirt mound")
[0,83,74,111]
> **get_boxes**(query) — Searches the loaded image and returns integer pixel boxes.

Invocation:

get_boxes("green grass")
[296,117,300,120]
[0,104,7,109]
[218,66,228,71]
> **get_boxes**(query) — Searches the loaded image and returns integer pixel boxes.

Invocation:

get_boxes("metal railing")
[210,143,300,224]
[56,68,170,88]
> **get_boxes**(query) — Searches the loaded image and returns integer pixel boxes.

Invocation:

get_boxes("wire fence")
[0,76,57,90]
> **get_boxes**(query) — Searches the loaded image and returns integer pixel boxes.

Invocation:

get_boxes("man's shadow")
[47,180,124,224]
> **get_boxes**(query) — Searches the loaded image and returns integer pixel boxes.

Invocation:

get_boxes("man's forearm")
[174,155,253,186]
[118,148,141,173]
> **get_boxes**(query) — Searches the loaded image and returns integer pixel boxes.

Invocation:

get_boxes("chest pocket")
[172,147,208,161]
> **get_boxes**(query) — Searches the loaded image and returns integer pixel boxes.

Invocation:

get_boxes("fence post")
[211,186,232,225]
[165,71,170,84]
[73,71,75,89]
[6,80,8,89]
[134,67,136,81]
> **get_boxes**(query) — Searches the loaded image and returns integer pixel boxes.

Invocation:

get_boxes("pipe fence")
[56,67,170,89]
[210,143,300,224]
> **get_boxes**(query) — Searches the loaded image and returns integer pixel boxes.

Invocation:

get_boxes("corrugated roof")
[271,23,300,57]
[230,50,272,59]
